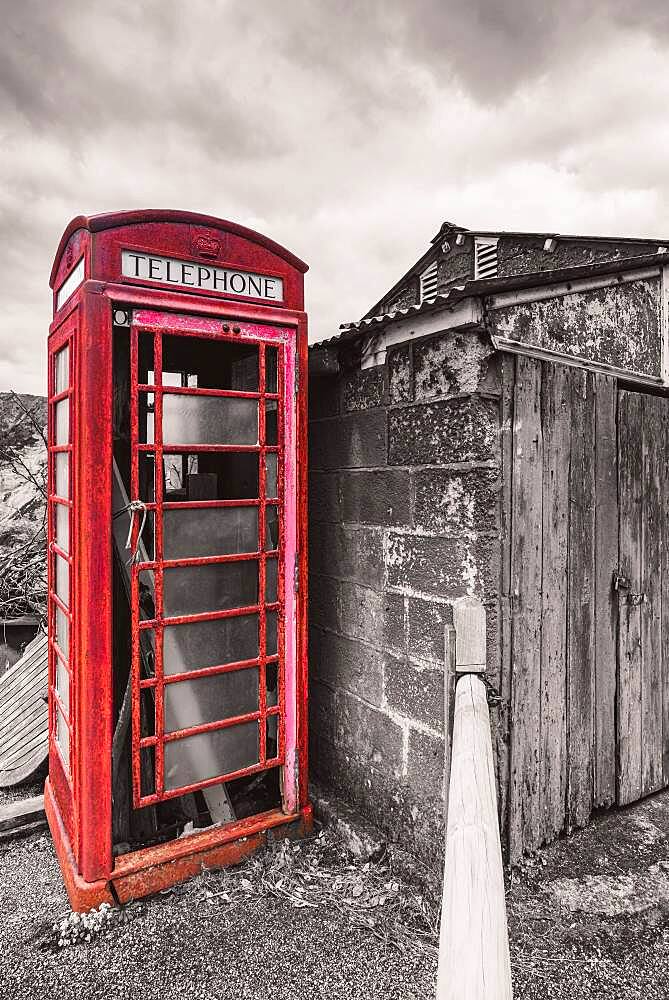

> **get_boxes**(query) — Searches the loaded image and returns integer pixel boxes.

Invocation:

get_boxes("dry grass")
[194,829,440,955]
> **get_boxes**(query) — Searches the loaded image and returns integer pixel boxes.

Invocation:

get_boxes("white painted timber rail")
[436,673,513,1000]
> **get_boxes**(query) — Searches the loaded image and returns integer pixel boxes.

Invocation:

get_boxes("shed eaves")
[312,251,669,349]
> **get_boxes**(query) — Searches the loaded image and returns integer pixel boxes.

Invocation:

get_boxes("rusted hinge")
[613,570,630,591]
[294,555,299,593]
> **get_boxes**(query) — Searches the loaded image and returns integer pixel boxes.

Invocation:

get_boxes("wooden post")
[436,672,513,1000]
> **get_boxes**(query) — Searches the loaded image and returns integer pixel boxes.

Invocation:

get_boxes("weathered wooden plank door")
[506,357,619,861]
[617,390,667,805]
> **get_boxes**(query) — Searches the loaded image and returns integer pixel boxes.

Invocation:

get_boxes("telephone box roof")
[50,209,309,287]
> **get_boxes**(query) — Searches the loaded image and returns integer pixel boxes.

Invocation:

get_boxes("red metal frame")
[128,314,292,808]
[45,210,310,909]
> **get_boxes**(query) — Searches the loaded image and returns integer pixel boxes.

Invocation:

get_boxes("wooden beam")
[0,794,45,835]
[437,674,513,1000]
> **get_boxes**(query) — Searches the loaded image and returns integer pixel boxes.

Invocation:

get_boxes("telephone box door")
[122,310,298,815]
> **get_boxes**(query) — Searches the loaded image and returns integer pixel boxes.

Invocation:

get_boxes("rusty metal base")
[45,778,313,912]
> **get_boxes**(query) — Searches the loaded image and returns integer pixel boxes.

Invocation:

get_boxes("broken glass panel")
[265,507,279,551]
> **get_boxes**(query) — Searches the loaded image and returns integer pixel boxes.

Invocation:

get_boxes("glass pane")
[266,347,278,394]
[54,345,69,394]
[55,502,69,554]
[267,610,278,656]
[55,604,69,658]
[265,401,278,445]
[163,394,258,446]
[55,400,69,445]
[56,707,69,769]
[266,558,278,603]
[55,654,69,716]
[55,452,69,498]
[164,721,259,791]
[55,555,69,606]
[163,613,259,674]
[265,454,278,498]
[164,668,259,733]
[164,507,258,560]
[163,561,258,618]
[265,507,279,551]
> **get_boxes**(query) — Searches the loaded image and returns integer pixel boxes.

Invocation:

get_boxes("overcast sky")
[2,1,669,393]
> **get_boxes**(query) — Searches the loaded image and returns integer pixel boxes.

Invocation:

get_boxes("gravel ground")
[1,785,669,998]
[0,823,437,1000]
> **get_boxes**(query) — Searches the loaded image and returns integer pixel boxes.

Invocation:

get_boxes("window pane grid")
[48,339,73,777]
[130,326,288,807]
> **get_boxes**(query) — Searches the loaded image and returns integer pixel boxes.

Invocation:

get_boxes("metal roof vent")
[420,259,439,303]
[474,238,499,279]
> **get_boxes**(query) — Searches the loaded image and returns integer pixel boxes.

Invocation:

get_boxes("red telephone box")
[45,210,311,910]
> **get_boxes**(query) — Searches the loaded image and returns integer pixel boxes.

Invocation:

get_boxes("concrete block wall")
[308,328,504,870]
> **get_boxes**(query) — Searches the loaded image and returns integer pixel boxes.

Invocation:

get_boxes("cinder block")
[388,396,499,466]
[413,467,500,535]
[406,728,445,801]
[385,531,499,599]
[408,597,451,663]
[339,581,385,644]
[310,524,386,590]
[312,411,387,470]
[342,368,385,412]
[309,627,384,705]
[383,591,406,654]
[413,330,494,399]
[388,344,413,404]
[384,657,444,731]
[308,418,337,470]
[308,376,340,421]
[308,471,341,523]
[307,679,337,745]
[333,690,405,779]
[308,575,340,631]
[340,469,411,526]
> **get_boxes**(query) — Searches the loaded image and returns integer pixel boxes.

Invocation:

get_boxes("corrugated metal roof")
[312,251,667,349]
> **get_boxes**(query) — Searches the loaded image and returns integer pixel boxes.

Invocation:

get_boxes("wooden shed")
[308,247,669,864]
